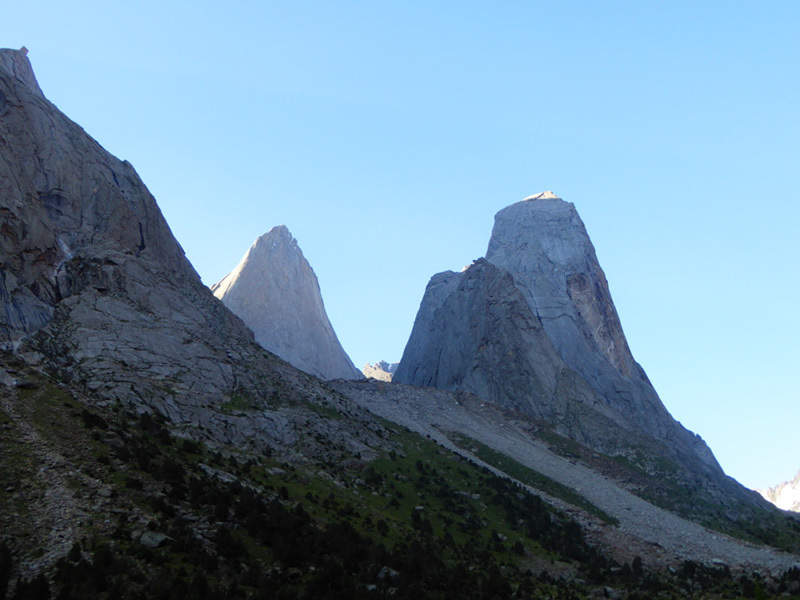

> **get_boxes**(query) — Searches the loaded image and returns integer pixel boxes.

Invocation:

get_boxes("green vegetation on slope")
[449,432,618,525]
[2,354,800,599]
[536,427,800,554]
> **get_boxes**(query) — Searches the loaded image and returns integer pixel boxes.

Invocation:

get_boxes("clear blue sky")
[6,1,799,491]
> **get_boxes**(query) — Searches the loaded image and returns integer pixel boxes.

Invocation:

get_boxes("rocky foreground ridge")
[211,226,362,381]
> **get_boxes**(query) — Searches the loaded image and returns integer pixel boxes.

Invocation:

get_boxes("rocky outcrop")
[362,360,398,381]
[760,471,800,512]
[0,48,379,458]
[211,226,362,381]
[395,192,720,474]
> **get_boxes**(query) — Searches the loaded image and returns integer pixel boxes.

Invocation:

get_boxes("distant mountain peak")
[363,360,399,381]
[212,226,362,381]
[255,224,292,244]
[760,470,800,512]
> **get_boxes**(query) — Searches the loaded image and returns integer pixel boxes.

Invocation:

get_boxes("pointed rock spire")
[396,192,721,475]
[212,226,362,381]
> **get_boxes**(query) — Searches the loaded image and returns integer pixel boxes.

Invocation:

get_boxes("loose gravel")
[333,380,800,574]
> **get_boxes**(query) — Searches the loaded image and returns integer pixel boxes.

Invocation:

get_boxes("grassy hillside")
[2,352,799,599]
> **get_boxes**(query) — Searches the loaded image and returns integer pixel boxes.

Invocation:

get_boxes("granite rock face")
[211,226,362,381]
[395,192,720,473]
[362,360,398,381]
[0,48,380,458]
[484,193,698,445]
[395,260,605,430]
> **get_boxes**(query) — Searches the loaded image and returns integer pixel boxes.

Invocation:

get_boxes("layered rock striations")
[395,192,720,474]
[211,226,362,381]
[0,48,379,457]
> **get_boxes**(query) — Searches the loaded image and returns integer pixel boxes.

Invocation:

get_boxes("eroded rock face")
[0,48,195,352]
[395,259,637,450]
[211,226,362,381]
[0,49,379,457]
[396,192,720,473]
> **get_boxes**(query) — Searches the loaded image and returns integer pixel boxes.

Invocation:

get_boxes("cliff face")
[0,49,191,346]
[486,192,636,379]
[395,192,720,473]
[0,48,378,457]
[212,226,362,381]
[0,47,246,408]
[396,260,570,418]
[484,193,699,446]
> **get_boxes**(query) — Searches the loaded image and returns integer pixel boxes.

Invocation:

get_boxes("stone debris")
[138,531,172,549]
[332,378,800,574]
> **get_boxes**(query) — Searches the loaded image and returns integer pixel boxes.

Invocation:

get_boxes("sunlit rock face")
[760,471,800,512]
[484,193,675,441]
[362,360,398,381]
[396,192,721,474]
[212,226,362,381]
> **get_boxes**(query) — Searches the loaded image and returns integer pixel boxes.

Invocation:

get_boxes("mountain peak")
[398,192,722,476]
[522,190,561,202]
[0,47,44,98]
[212,227,362,381]
[760,469,800,512]
[258,224,292,242]
[250,224,297,254]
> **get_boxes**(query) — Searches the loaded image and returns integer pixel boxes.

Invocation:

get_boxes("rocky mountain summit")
[761,471,800,512]
[211,226,362,381]
[362,360,398,381]
[393,192,790,533]
[395,192,717,474]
